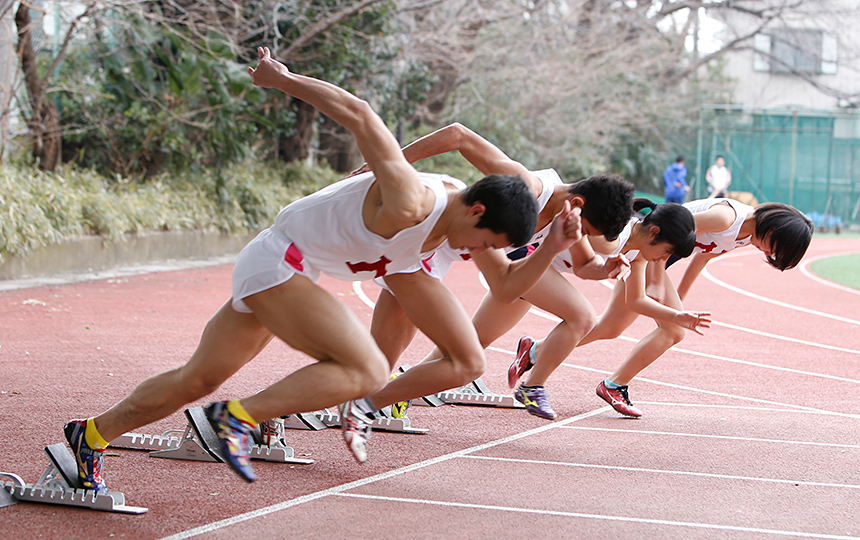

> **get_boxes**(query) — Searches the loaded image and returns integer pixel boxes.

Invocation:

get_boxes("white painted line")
[709,320,860,356]
[702,259,860,326]
[491,343,860,419]
[463,455,860,490]
[800,253,860,296]
[556,361,860,419]
[592,275,860,356]
[336,492,859,539]
[632,402,847,415]
[159,407,608,539]
[560,426,860,449]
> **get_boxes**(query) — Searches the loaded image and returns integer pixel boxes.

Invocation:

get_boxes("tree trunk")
[278,99,317,163]
[318,114,360,173]
[15,3,61,171]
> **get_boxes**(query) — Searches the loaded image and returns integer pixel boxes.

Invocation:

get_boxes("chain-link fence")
[693,106,860,229]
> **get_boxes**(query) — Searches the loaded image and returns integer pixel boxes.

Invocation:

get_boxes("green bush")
[0,161,342,263]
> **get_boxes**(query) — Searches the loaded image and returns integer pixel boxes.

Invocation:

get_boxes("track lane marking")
[335,493,858,539]
[559,426,860,449]
[462,455,860,489]
[160,408,607,539]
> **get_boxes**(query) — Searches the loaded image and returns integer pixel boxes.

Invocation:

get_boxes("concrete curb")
[0,229,256,291]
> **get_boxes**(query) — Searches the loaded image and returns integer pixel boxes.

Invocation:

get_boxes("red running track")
[0,235,858,539]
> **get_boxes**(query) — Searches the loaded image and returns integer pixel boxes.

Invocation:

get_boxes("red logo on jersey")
[346,256,392,277]
[696,241,718,253]
[422,253,435,272]
[284,244,304,271]
[459,253,471,261]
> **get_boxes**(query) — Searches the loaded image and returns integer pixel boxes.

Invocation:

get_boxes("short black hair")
[460,174,538,248]
[567,173,635,241]
[675,156,684,163]
[633,199,696,257]
[754,203,813,271]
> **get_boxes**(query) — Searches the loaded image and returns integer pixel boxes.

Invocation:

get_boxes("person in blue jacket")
[663,156,689,204]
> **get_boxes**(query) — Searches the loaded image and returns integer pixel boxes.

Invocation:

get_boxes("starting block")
[0,444,147,514]
[112,407,313,465]
[283,405,428,434]
[415,377,524,409]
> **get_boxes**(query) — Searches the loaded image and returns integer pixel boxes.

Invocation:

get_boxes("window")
[753,29,838,75]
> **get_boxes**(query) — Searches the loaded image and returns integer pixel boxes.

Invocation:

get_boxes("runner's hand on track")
[675,311,712,335]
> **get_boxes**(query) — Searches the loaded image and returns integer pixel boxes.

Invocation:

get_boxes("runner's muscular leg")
[576,280,639,348]
[371,287,419,369]
[609,271,686,385]
[519,270,596,386]
[367,271,485,409]
[238,275,389,423]
[420,288,531,363]
[94,300,275,442]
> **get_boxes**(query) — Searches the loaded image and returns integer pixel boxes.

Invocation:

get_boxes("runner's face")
[456,227,511,255]
[750,233,773,258]
[639,241,675,262]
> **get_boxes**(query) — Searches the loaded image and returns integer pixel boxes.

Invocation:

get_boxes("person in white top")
[62,47,583,489]
[512,202,709,418]
[705,155,732,198]
[358,123,636,421]
[590,197,812,418]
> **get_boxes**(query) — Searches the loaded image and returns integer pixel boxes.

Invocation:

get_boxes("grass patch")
[809,253,860,291]
[0,161,341,263]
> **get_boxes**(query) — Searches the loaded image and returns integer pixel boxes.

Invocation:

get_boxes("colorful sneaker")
[258,417,285,447]
[339,401,371,464]
[389,372,411,419]
[204,401,257,482]
[514,384,557,420]
[508,336,536,388]
[596,381,643,418]
[63,419,107,493]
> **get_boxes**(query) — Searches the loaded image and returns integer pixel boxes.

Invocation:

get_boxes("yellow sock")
[85,418,109,450]
[226,399,257,426]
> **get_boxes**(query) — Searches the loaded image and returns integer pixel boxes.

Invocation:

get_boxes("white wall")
[710,0,860,111]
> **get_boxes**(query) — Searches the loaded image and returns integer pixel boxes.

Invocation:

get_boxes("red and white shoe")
[508,336,536,389]
[596,381,643,418]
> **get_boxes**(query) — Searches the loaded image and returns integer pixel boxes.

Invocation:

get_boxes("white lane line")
[710,320,860,356]
[556,361,860,419]
[591,275,860,355]
[159,407,607,540]
[335,493,858,539]
[800,253,860,296]
[462,455,860,490]
[486,344,860,419]
[560,426,860,449]
[517,305,860,382]
[701,255,860,326]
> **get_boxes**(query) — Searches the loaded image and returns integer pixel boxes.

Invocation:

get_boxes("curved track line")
[800,253,860,296]
[701,252,860,325]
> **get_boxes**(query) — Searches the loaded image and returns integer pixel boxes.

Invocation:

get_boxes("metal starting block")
[0,443,147,514]
[414,377,524,409]
[283,406,428,434]
[112,407,313,465]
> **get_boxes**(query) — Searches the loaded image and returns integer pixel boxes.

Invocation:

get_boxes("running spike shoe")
[508,336,536,388]
[514,384,557,420]
[63,419,108,493]
[339,401,372,464]
[204,401,257,482]
[596,381,643,418]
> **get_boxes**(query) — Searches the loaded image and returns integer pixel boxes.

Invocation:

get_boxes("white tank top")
[418,168,563,279]
[273,171,452,281]
[551,217,639,274]
[683,198,753,255]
